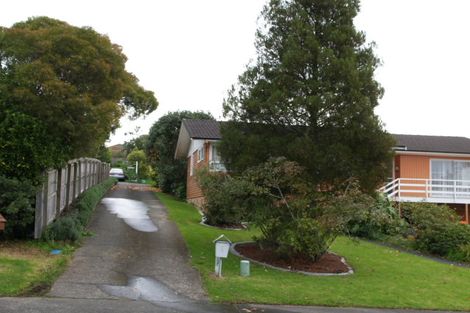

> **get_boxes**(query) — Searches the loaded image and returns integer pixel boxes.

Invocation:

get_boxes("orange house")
[381,134,470,223]
[174,120,470,223]
[174,119,225,207]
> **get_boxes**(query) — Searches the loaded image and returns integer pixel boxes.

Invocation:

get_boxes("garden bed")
[233,242,352,275]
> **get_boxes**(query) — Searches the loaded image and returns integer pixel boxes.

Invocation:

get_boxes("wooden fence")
[34,158,110,239]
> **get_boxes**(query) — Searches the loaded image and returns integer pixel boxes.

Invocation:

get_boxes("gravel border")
[230,241,354,276]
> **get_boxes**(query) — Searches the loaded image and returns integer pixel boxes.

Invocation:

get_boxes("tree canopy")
[220,0,393,192]
[0,17,158,180]
[146,111,213,198]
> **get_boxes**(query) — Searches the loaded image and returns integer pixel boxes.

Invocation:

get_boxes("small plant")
[196,168,249,226]
[347,194,405,239]
[43,217,81,242]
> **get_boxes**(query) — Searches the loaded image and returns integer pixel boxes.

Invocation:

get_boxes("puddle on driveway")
[101,198,158,232]
[100,276,185,303]
[101,277,235,313]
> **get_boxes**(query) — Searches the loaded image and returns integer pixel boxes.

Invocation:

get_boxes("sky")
[2,0,470,146]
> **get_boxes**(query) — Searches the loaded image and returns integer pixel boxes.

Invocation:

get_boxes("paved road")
[0,183,464,313]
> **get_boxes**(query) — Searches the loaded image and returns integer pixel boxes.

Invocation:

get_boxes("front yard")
[0,241,70,296]
[158,192,470,311]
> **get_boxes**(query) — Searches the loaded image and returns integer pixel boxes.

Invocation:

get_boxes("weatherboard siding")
[396,154,470,180]
[396,153,470,201]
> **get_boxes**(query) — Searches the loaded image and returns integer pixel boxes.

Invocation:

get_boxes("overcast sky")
[2,1,470,146]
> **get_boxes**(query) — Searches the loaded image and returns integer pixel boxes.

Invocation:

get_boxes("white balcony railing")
[379,178,470,204]
[209,161,227,172]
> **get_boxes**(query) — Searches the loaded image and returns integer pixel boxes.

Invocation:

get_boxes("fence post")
[65,163,71,208]
[34,182,46,239]
[55,169,62,215]
[77,160,82,195]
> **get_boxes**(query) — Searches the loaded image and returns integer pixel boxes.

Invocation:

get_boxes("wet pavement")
[47,182,216,311]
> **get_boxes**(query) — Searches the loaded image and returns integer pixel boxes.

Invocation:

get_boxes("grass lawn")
[157,192,470,311]
[0,241,71,296]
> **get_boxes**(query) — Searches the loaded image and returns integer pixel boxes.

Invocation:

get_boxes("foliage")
[127,149,151,179]
[402,202,460,231]
[196,168,250,226]
[0,111,62,182]
[347,194,405,239]
[235,157,374,261]
[448,243,470,263]
[43,217,81,243]
[220,0,394,192]
[158,192,470,311]
[43,178,115,242]
[415,224,470,257]
[95,145,112,163]
[0,176,36,238]
[146,111,213,198]
[402,202,470,257]
[0,16,157,181]
[124,135,149,155]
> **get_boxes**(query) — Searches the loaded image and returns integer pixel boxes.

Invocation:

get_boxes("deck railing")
[209,161,227,172]
[379,178,470,204]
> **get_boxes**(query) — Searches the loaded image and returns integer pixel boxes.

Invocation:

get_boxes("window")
[198,148,205,162]
[431,159,470,197]
[211,145,221,162]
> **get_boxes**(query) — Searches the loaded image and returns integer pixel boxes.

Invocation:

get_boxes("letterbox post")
[213,234,232,277]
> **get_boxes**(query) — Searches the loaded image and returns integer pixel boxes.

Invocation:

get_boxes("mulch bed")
[234,242,350,274]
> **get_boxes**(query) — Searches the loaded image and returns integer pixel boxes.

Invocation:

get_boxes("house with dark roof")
[175,119,225,206]
[175,119,470,223]
[381,134,470,223]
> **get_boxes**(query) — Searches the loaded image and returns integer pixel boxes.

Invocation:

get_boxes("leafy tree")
[124,135,149,155]
[0,110,61,182]
[95,144,112,164]
[0,17,158,181]
[146,111,213,198]
[127,149,151,179]
[220,0,393,192]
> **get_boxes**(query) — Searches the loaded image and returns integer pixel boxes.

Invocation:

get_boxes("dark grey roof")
[182,119,221,139]
[393,134,470,154]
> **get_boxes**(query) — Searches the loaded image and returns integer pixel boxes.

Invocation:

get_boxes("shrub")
[0,176,36,238]
[236,158,375,261]
[196,168,250,226]
[43,217,81,242]
[448,243,470,263]
[402,202,470,257]
[347,194,405,239]
[42,178,115,242]
[415,223,470,256]
[402,202,460,231]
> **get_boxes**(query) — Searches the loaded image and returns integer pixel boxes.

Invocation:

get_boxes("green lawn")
[0,241,70,296]
[157,192,470,311]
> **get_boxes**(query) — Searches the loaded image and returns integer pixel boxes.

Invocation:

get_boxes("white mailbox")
[213,234,232,277]
[215,240,231,258]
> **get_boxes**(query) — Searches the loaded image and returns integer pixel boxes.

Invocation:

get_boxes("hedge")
[43,178,116,242]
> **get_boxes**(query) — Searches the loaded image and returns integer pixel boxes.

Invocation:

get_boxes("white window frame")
[198,147,205,163]
[430,159,470,181]
[190,154,194,176]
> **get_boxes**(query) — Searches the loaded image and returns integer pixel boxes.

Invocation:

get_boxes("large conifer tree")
[220,0,393,192]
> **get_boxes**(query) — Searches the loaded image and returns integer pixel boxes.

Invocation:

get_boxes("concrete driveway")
[44,182,239,312]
